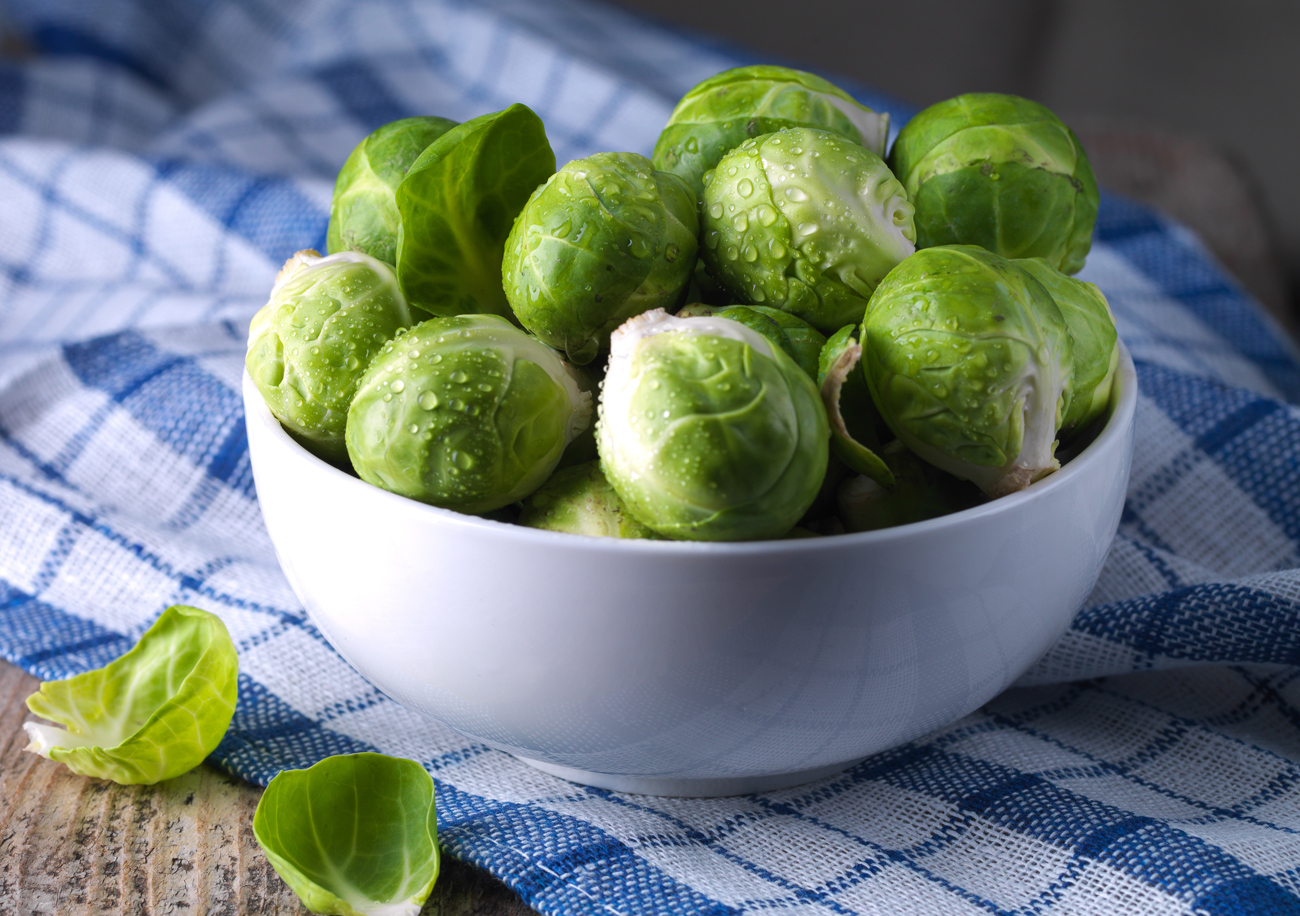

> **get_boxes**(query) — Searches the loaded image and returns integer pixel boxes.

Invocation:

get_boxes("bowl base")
[514,755,867,797]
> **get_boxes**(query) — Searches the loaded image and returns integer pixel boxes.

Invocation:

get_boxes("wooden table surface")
[0,659,537,916]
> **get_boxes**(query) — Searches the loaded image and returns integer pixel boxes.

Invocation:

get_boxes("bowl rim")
[243,341,1137,556]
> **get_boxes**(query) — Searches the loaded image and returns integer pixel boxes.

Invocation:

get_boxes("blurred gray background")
[612,0,1300,332]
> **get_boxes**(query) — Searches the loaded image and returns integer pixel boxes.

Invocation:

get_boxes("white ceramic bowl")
[244,345,1136,796]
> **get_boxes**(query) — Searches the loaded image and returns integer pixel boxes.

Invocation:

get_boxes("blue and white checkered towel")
[4,1,1300,913]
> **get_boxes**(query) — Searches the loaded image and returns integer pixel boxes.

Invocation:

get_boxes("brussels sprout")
[1014,257,1119,436]
[816,325,893,485]
[518,460,660,538]
[503,152,698,364]
[861,246,1073,498]
[327,116,460,265]
[598,309,829,541]
[701,128,916,332]
[677,302,826,379]
[24,605,238,785]
[254,753,439,916]
[346,314,591,513]
[395,104,555,320]
[247,250,413,463]
[838,441,982,532]
[653,65,889,202]
[889,93,1099,274]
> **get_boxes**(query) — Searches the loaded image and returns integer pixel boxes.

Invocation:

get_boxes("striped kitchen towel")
[3,1,1300,913]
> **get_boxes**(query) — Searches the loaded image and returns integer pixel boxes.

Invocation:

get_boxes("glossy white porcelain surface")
[243,346,1137,796]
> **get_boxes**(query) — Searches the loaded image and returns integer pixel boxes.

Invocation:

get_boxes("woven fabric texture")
[3,1,1300,913]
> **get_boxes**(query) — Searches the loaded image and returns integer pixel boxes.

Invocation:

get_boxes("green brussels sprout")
[701,128,916,332]
[395,104,556,320]
[861,246,1074,498]
[502,152,698,364]
[327,116,460,266]
[247,249,414,463]
[816,325,893,486]
[889,93,1099,274]
[24,605,238,785]
[1013,257,1119,436]
[597,308,829,541]
[652,65,889,202]
[518,461,660,538]
[346,314,591,513]
[677,302,826,380]
[837,441,982,532]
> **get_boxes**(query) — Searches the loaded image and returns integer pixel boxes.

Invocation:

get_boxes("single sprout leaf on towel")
[23,605,239,785]
[253,753,439,916]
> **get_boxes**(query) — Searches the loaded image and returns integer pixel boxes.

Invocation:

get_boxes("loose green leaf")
[816,326,894,486]
[395,103,556,319]
[254,753,439,916]
[23,605,239,785]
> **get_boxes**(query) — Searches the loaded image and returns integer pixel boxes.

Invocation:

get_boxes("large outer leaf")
[24,605,238,785]
[394,104,555,320]
[327,116,460,266]
[253,753,439,916]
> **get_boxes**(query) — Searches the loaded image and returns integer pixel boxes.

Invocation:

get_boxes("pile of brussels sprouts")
[247,66,1117,542]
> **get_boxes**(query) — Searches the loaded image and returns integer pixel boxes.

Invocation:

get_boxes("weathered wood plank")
[0,659,536,915]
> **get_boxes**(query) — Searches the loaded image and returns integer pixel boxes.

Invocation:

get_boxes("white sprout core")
[269,248,406,305]
[22,721,78,756]
[823,95,890,158]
